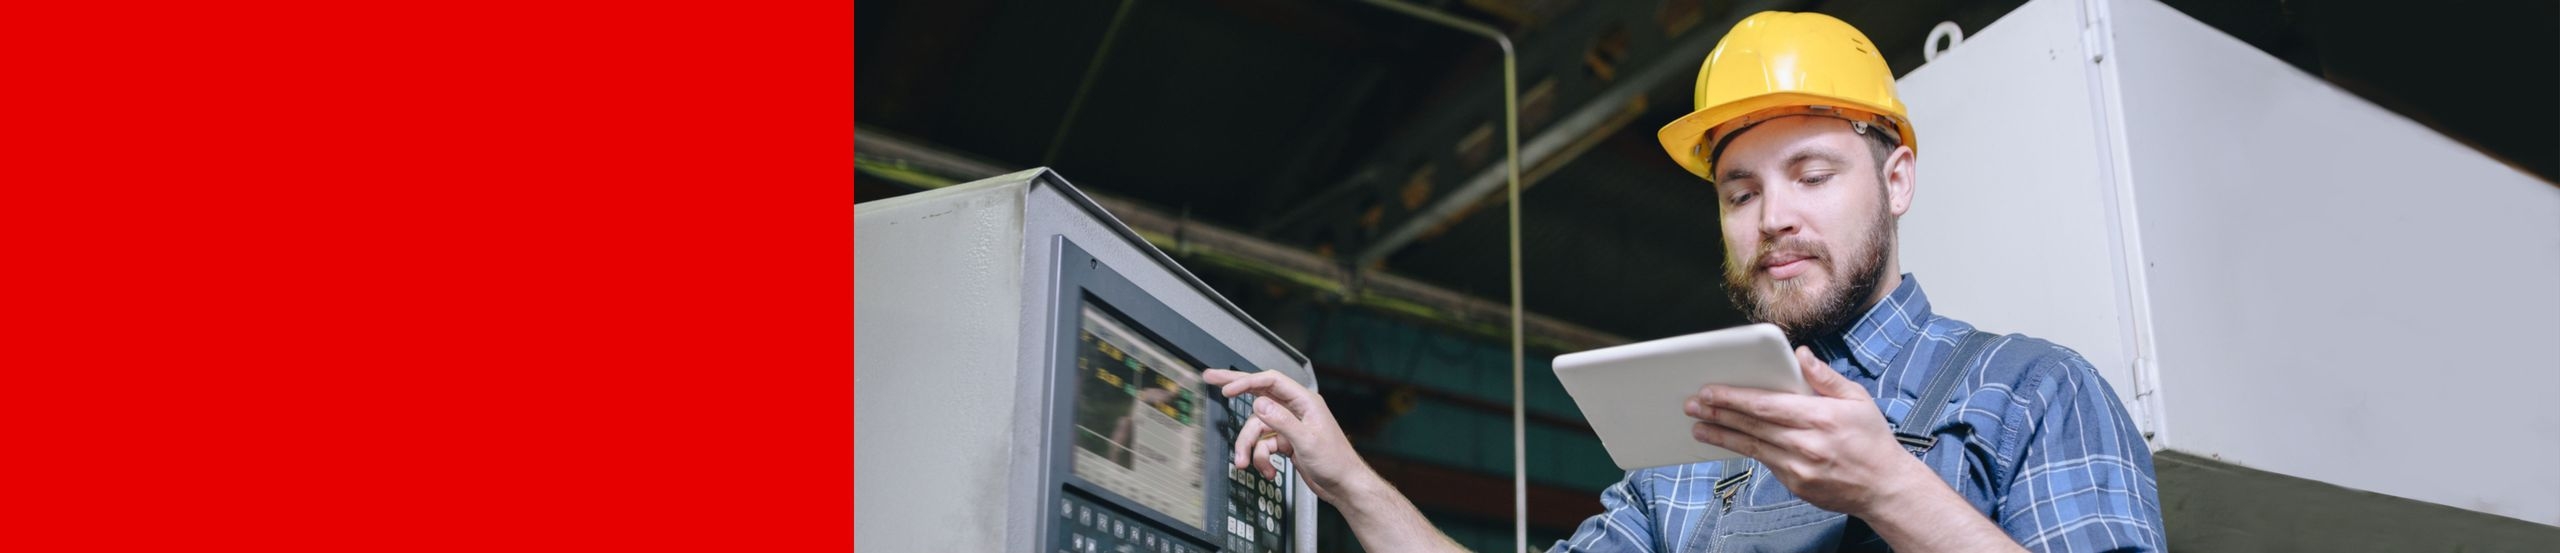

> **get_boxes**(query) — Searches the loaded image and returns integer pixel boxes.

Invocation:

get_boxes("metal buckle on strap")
[1714,467,1751,513]
[1713,469,1751,493]
[1894,432,1935,456]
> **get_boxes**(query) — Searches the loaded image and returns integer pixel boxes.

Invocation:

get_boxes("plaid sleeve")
[1547,470,1660,553]
[1996,353,2166,553]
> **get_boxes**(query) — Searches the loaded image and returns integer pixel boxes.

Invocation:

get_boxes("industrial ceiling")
[860,0,2556,343]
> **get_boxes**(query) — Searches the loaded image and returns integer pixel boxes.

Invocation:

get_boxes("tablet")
[1553,323,1807,470]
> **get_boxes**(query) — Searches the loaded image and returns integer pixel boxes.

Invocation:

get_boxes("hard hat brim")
[1658,92,1918,181]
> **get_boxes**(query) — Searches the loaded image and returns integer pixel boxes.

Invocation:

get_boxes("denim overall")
[1680,331,2001,552]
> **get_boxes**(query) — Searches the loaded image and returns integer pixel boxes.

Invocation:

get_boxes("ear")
[1882,145,1916,218]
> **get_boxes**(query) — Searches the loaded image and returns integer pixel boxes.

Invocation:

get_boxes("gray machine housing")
[857,169,1318,553]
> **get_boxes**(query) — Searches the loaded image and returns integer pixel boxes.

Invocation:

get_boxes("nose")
[1756,186,1800,238]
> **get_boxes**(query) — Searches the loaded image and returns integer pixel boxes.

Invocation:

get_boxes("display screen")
[1071,303,1208,531]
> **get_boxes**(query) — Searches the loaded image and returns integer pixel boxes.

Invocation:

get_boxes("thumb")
[1252,396,1311,439]
[1798,346,1865,399]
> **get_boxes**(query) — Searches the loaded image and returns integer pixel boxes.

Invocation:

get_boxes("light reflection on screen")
[1071,303,1205,531]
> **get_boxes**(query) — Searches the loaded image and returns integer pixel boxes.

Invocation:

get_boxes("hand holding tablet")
[1553,323,1809,470]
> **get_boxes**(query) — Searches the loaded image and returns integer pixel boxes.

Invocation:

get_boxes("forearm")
[1860,463,2026,553]
[1329,469,1470,553]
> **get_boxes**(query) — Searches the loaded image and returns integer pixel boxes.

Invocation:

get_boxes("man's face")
[1711,116,1910,344]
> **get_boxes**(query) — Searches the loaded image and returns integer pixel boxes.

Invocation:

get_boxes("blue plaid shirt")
[1552,275,2163,552]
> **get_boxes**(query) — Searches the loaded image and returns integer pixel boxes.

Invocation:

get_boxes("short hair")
[1856,125,1897,172]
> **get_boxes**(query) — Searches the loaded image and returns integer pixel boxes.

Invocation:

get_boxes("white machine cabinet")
[858,169,1320,553]
[1895,0,2560,545]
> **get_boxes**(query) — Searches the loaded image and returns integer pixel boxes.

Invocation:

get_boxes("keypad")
[1220,393,1293,553]
[1060,492,1202,553]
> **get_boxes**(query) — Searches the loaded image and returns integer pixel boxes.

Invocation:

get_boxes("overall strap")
[1712,457,1756,514]
[1893,330,2001,456]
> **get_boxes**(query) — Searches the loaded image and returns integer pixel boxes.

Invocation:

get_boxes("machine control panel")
[858,171,1312,553]
[1049,238,1302,553]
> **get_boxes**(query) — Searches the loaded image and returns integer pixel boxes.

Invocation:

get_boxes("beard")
[1722,202,1896,346]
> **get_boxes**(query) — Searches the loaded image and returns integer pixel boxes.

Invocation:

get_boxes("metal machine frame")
[857,169,1318,553]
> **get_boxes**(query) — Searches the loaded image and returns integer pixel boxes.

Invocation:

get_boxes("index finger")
[1201,368,1316,411]
[1698,384,1817,427]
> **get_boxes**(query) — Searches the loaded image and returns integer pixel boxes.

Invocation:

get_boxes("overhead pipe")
[1353,0,1799,268]
[854,127,1632,352]
[1043,0,1141,166]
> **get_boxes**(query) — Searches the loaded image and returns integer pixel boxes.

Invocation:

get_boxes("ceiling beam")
[1353,0,1801,268]
[857,127,1632,352]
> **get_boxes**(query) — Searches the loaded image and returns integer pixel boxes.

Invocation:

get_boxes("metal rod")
[1353,0,1796,267]
[1043,0,1140,166]
[1347,1,1524,550]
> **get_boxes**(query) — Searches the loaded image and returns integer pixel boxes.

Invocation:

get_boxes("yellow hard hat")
[1657,11,1915,181]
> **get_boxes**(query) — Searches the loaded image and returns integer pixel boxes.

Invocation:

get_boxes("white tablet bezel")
[1552,323,1808,470]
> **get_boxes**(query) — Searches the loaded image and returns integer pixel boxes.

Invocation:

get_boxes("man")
[1203,11,2163,553]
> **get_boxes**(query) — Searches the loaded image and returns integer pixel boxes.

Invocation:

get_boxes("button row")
[1228,467,1284,495]
[1060,496,1199,553]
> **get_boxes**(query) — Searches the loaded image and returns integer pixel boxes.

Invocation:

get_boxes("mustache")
[1753,236,1827,268]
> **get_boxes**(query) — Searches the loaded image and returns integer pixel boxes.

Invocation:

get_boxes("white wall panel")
[2109,0,2560,526]
[1892,0,2560,526]
[1895,0,2151,432]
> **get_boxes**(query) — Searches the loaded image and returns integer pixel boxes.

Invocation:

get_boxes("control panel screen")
[1072,303,1208,532]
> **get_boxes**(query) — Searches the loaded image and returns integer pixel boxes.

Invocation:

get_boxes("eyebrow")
[1718,148,1853,184]
[1785,149,1851,171]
